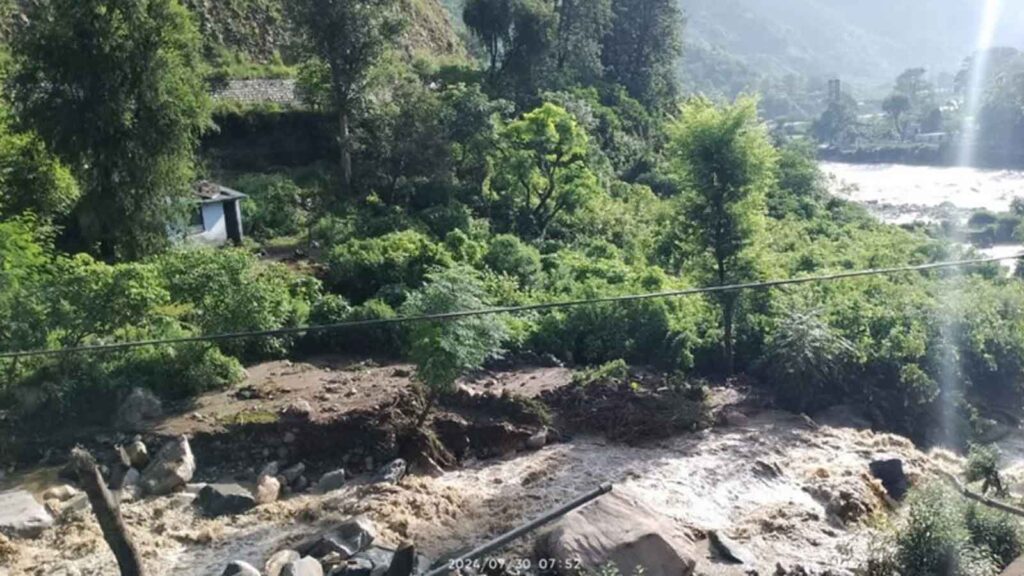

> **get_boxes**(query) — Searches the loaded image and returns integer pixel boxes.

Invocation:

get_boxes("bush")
[231,174,307,240]
[484,234,542,287]
[893,484,998,576]
[302,294,354,352]
[965,503,1024,567]
[326,230,452,302]
[400,267,509,399]
[154,248,315,359]
[965,445,1005,496]
[341,299,404,356]
[758,309,856,413]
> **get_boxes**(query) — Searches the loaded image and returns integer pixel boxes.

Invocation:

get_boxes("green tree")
[0,114,79,223]
[400,266,509,424]
[812,95,859,146]
[552,0,612,86]
[463,0,514,77]
[10,0,210,260]
[285,0,404,198]
[883,93,912,141]
[501,0,557,99]
[895,67,934,110]
[601,0,682,108]
[668,97,775,374]
[487,103,601,239]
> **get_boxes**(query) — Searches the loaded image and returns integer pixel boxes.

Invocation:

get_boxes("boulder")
[331,547,394,576]
[329,556,374,576]
[708,530,754,565]
[266,550,302,576]
[140,436,196,496]
[57,493,91,517]
[116,387,163,430]
[526,429,548,450]
[869,457,908,500]
[42,484,78,502]
[384,543,416,576]
[536,487,696,576]
[372,460,406,485]
[296,516,376,560]
[0,489,54,538]
[281,463,307,485]
[317,469,347,493]
[124,437,149,469]
[196,484,257,517]
[282,557,325,576]
[281,400,315,424]
[223,561,261,576]
[256,475,282,505]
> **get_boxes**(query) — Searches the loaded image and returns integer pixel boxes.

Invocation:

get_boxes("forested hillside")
[678,0,1024,100]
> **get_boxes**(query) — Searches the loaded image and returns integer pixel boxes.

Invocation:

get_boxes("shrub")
[965,445,1005,496]
[231,174,307,240]
[326,230,452,302]
[893,484,997,576]
[400,267,509,420]
[484,234,542,288]
[341,298,403,356]
[965,503,1024,568]
[758,309,856,413]
[303,293,354,352]
[154,248,315,359]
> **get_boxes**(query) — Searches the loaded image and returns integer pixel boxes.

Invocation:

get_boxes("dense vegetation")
[0,0,1021,449]
[1,2,1024,572]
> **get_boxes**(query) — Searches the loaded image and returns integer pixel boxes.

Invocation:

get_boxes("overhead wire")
[0,252,1020,360]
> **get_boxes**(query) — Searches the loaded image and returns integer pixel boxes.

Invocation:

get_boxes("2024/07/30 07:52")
[447,557,584,572]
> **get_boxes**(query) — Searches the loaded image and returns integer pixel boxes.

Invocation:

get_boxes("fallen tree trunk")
[938,470,1024,518]
[71,447,147,576]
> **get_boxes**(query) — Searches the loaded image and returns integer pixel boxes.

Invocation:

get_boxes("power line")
[0,253,1020,360]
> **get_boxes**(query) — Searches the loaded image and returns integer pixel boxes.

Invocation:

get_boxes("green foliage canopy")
[10,0,211,260]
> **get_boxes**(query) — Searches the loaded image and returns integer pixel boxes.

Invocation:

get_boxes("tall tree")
[10,0,210,260]
[487,103,600,239]
[668,97,775,374]
[500,0,557,99]
[285,0,404,199]
[894,67,934,110]
[882,93,912,141]
[601,0,682,108]
[552,0,612,86]
[463,0,514,78]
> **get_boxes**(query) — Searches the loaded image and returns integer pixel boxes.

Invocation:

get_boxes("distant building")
[187,181,246,246]
[827,78,842,103]
[914,132,950,144]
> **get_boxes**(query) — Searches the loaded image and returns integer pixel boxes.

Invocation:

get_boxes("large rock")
[116,387,163,430]
[0,489,54,538]
[708,530,754,565]
[223,561,261,576]
[124,437,150,469]
[296,516,376,560]
[197,484,257,517]
[282,557,324,576]
[869,457,909,501]
[372,460,406,485]
[266,550,302,576]
[256,474,282,505]
[317,469,347,493]
[536,487,696,576]
[141,436,196,496]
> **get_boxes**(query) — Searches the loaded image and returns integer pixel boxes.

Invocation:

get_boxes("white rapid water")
[823,161,1024,271]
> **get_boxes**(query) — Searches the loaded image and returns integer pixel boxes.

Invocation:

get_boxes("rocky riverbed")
[0,407,958,576]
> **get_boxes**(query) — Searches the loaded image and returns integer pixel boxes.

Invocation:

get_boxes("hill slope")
[679,0,1024,97]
